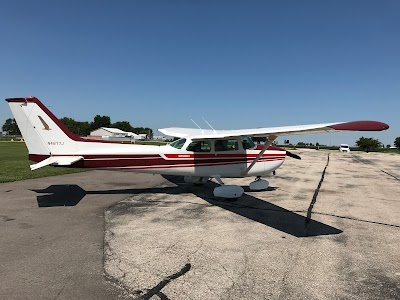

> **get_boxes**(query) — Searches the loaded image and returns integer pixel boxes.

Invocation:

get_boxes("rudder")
[6,97,79,156]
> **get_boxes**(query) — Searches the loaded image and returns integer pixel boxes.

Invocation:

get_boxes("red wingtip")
[329,121,389,131]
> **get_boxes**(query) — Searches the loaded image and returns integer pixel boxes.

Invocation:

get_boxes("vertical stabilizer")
[6,97,79,156]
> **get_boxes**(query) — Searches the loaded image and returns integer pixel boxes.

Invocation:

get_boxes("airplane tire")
[213,185,244,199]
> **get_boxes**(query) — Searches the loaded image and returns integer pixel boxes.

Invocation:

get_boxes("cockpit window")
[241,136,256,150]
[215,139,239,151]
[169,138,186,149]
[186,140,211,152]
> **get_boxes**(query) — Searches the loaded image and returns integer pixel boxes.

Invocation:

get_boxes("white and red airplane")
[6,96,389,198]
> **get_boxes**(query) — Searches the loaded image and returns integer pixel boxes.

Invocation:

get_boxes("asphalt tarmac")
[0,170,166,300]
[1,150,399,299]
[104,150,400,299]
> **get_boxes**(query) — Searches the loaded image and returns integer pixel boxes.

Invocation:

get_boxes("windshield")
[169,138,186,149]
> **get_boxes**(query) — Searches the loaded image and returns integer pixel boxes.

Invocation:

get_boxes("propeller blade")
[286,151,301,160]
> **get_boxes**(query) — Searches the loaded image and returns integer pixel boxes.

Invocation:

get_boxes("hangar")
[90,127,144,140]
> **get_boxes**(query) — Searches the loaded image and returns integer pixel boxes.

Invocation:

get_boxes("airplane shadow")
[31,175,342,238]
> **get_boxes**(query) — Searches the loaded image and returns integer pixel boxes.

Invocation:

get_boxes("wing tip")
[329,121,389,131]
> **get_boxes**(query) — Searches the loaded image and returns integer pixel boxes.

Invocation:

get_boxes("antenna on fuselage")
[191,119,204,134]
[202,117,217,133]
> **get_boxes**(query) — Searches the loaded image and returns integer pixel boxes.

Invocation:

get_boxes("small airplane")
[6,96,389,199]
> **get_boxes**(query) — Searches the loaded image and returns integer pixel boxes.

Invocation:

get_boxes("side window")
[214,139,238,151]
[241,136,256,150]
[186,140,211,152]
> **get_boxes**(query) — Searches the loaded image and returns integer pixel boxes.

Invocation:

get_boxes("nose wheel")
[249,176,269,191]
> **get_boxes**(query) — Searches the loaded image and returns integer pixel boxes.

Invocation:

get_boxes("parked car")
[339,144,350,152]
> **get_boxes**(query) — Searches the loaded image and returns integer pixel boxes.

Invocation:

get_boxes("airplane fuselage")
[29,138,286,178]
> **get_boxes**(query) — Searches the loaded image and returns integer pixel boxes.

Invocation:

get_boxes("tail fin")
[6,97,80,156]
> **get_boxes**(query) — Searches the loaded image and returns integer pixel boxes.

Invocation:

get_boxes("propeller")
[286,150,301,160]
[255,144,302,160]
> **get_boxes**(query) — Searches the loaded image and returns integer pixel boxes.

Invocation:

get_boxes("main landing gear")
[212,176,270,199]
[184,176,271,199]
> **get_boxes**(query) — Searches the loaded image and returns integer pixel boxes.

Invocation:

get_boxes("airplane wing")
[159,121,389,140]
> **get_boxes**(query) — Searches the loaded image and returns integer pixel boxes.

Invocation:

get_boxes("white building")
[127,132,145,140]
[90,127,145,140]
[138,133,147,140]
[90,127,128,138]
[153,135,167,141]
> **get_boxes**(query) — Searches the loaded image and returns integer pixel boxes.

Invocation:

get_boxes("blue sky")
[1,0,399,146]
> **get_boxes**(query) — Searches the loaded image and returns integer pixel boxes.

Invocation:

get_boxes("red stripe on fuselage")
[29,153,286,169]
[163,153,285,159]
[101,157,285,170]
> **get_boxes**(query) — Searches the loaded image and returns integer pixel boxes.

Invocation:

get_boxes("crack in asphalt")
[53,277,70,300]
[312,212,400,228]
[0,215,15,222]
[305,153,330,227]
[140,263,192,300]
[380,170,400,182]
[352,155,400,182]
[277,153,331,299]
[104,230,128,281]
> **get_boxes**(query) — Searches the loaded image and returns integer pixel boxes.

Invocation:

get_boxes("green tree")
[2,118,21,135]
[111,121,135,133]
[78,121,91,136]
[355,136,381,152]
[60,117,90,136]
[133,127,153,139]
[394,137,400,149]
[90,115,111,131]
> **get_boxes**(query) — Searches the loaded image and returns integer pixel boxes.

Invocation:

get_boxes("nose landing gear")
[249,176,269,191]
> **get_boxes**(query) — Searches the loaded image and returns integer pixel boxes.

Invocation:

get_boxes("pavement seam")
[380,170,400,182]
[353,155,400,182]
[277,153,331,300]
[305,152,330,227]
[311,211,400,228]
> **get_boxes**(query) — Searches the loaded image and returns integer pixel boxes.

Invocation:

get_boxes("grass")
[0,142,86,183]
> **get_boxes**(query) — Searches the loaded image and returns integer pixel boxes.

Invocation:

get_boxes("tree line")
[2,116,153,138]
[294,137,400,151]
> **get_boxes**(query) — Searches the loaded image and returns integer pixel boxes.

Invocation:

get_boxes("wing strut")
[241,135,277,177]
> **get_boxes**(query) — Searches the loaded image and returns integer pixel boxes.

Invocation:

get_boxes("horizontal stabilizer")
[30,156,83,171]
